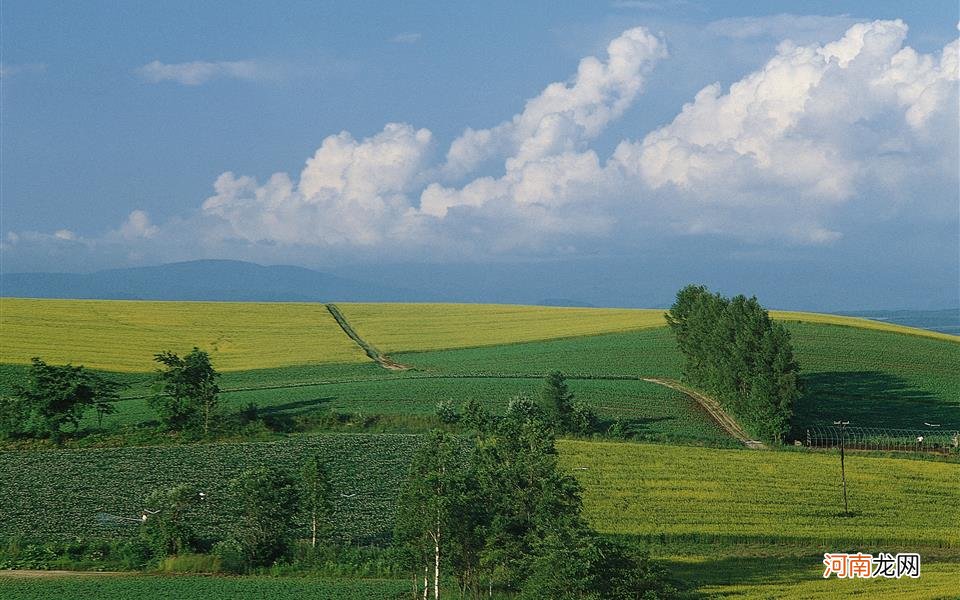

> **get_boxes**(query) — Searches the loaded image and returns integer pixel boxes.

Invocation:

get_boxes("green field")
[559,440,960,549]
[0,575,409,600]
[0,298,370,372]
[79,376,733,446]
[0,434,422,544]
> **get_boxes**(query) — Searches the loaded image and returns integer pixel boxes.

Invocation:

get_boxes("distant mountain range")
[0,260,414,303]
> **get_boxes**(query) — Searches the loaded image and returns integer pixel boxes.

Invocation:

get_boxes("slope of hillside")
[0,298,370,371]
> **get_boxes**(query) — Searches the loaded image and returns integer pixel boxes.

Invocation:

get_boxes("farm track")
[325,304,410,371]
[642,378,766,449]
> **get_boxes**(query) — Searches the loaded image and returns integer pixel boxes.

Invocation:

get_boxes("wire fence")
[805,425,960,454]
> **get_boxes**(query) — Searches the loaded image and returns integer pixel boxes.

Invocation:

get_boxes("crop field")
[336,303,668,353]
[0,298,369,372]
[770,310,958,342]
[0,575,409,600]
[80,376,733,445]
[0,434,421,544]
[559,440,960,550]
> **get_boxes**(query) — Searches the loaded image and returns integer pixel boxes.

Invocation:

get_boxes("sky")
[1,1,958,309]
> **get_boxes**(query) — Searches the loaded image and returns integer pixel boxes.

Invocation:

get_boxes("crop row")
[0,576,409,600]
[0,434,422,544]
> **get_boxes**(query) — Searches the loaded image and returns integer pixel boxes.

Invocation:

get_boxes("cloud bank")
[8,19,959,267]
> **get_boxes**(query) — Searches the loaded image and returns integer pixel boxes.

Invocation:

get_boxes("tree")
[665,285,800,442]
[231,467,300,567]
[140,484,205,559]
[6,358,121,442]
[150,348,221,434]
[395,430,460,600]
[541,371,575,430]
[300,454,334,549]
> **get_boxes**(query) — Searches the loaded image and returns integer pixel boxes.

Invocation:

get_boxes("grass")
[0,298,369,372]
[0,575,409,599]
[558,439,960,551]
[771,310,958,343]
[337,303,668,353]
[73,376,733,446]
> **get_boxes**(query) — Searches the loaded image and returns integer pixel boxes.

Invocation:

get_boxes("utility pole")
[834,421,850,516]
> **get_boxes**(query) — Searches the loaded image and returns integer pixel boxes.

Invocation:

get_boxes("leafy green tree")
[6,358,121,442]
[231,467,300,567]
[140,484,205,559]
[541,371,575,431]
[665,285,800,442]
[150,348,221,434]
[395,430,460,600]
[300,454,334,549]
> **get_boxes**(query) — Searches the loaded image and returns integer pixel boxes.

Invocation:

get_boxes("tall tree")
[150,348,221,434]
[230,468,300,567]
[666,285,800,442]
[140,484,205,559]
[300,454,334,549]
[395,430,459,600]
[541,371,574,431]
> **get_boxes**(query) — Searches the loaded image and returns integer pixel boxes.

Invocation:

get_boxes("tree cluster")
[149,348,221,434]
[665,285,800,442]
[142,453,335,572]
[0,358,120,443]
[394,403,678,599]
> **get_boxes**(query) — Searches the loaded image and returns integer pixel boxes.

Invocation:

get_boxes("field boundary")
[325,304,409,371]
[642,378,766,449]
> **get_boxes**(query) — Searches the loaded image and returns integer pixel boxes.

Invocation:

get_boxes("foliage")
[666,285,800,442]
[140,484,206,559]
[301,454,334,548]
[541,371,575,429]
[1,358,121,442]
[434,399,460,424]
[150,348,221,433]
[229,468,300,567]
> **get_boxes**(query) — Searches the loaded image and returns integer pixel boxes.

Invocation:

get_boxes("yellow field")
[697,563,960,599]
[336,303,667,352]
[0,298,369,372]
[770,310,957,343]
[558,440,960,547]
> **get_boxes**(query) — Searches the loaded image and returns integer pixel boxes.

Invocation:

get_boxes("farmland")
[559,440,960,549]
[336,302,667,352]
[0,298,369,372]
[0,434,422,543]
[80,376,733,446]
[0,575,410,600]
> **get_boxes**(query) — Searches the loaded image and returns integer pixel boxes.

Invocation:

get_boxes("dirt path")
[0,570,132,578]
[325,304,410,371]
[642,377,767,449]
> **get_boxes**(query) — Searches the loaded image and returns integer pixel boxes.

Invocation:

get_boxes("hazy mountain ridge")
[0,260,413,303]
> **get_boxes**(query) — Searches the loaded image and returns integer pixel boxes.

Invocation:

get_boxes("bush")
[212,538,247,573]
[157,553,221,573]
[435,399,460,424]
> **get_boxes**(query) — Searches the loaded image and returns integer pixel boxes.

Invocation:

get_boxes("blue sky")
[1,1,958,309]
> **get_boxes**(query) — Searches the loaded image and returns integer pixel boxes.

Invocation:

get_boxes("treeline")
[666,285,800,442]
[0,348,223,443]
